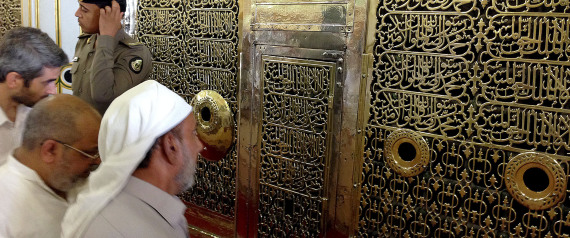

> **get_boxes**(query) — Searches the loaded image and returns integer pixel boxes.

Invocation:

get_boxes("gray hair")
[136,122,184,169]
[21,95,100,150]
[0,27,68,85]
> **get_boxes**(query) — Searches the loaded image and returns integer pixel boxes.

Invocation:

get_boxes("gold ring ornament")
[384,129,430,177]
[191,90,234,162]
[504,152,566,210]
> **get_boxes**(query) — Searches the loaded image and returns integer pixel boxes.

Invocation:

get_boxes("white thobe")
[0,155,69,238]
[83,176,189,238]
[0,105,31,164]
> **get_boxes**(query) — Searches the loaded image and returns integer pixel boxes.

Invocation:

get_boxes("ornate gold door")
[236,0,370,236]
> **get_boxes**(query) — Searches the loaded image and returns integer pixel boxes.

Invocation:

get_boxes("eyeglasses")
[53,139,100,160]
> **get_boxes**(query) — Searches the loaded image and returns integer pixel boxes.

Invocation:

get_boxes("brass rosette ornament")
[505,153,566,210]
[191,90,234,162]
[384,129,430,177]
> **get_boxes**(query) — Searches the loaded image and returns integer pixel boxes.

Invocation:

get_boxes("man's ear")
[40,140,59,163]
[5,72,23,89]
[161,132,180,165]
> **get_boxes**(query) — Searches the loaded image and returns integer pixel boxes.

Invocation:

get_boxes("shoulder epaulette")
[125,42,143,46]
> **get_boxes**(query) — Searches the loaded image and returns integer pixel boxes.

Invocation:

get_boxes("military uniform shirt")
[71,29,152,115]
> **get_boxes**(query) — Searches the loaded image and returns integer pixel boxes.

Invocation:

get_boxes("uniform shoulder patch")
[129,57,144,74]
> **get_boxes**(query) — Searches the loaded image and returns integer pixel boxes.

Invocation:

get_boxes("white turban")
[61,80,193,238]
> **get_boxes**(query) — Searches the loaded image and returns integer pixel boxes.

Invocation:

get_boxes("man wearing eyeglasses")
[0,94,102,238]
[0,27,68,164]
[62,80,203,238]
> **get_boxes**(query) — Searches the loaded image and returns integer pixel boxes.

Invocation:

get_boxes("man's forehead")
[33,66,60,78]
[77,1,96,8]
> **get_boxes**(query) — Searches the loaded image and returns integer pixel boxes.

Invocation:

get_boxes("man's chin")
[18,95,46,107]
[178,177,196,194]
[71,177,88,189]
[22,99,39,107]
[80,28,96,34]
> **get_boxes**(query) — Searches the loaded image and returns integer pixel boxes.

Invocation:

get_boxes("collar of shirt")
[5,155,69,203]
[0,104,27,127]
[0,108,8,128]
[124,176,187,229]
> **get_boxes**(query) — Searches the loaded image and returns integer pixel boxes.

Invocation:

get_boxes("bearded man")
[0,27,68,163]
[0,94,102,238]
[62,80,204,238]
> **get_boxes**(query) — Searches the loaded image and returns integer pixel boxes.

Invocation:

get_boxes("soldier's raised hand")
[99,0,123,37]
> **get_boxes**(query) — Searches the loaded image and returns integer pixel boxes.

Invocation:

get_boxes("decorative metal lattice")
[258,56,336,237]
[136,0,239,217]
[0,0,21,37]
[359,0,570,237]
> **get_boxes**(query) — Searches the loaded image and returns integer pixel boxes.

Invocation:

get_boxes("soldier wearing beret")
[72,0,152,115]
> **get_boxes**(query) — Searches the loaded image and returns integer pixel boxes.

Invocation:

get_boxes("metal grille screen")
[0,0,21,36]
[258,55,336,237]
[136,0,239,217]
[359,0,570,237]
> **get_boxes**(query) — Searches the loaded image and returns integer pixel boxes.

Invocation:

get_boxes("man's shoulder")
[0,164,46,201]
[117,33,149,50]
[75,34,95,45]
[0,161,25,187]
[115,36,153,75]
[116,36,152,60]
[85,190,174,238]
[83,214,124,238]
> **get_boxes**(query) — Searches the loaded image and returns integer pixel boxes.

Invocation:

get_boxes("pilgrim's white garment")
[83,176,189,238]
[0,155,69,238]
[62,80,193,237]
[0,105,31,164]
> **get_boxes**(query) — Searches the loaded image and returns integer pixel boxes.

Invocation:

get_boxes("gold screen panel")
[0,0,21,36]
[136,0,239,223]
[359,0,570,237]
[258,55,336,237]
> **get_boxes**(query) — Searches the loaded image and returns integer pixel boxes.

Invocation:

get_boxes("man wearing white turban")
[61,80,204,238]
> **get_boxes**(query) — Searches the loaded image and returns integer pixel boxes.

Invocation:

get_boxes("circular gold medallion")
[384,129,429,177]
[505,153,566,210]
[191,90,234,161]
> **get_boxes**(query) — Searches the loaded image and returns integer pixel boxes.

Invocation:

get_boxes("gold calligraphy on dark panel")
[137,0,239,217]
[486,15,570,61]
[259,56,335,237]
[482,61,570,107]
[190,9,237,38]
[378,13,475,54]
[0,0,21,36]
[360,0,570,236]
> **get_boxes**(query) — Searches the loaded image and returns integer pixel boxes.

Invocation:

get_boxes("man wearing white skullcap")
[61,80,204,238]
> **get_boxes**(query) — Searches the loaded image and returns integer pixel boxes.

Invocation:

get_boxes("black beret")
[80,0,126,12]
